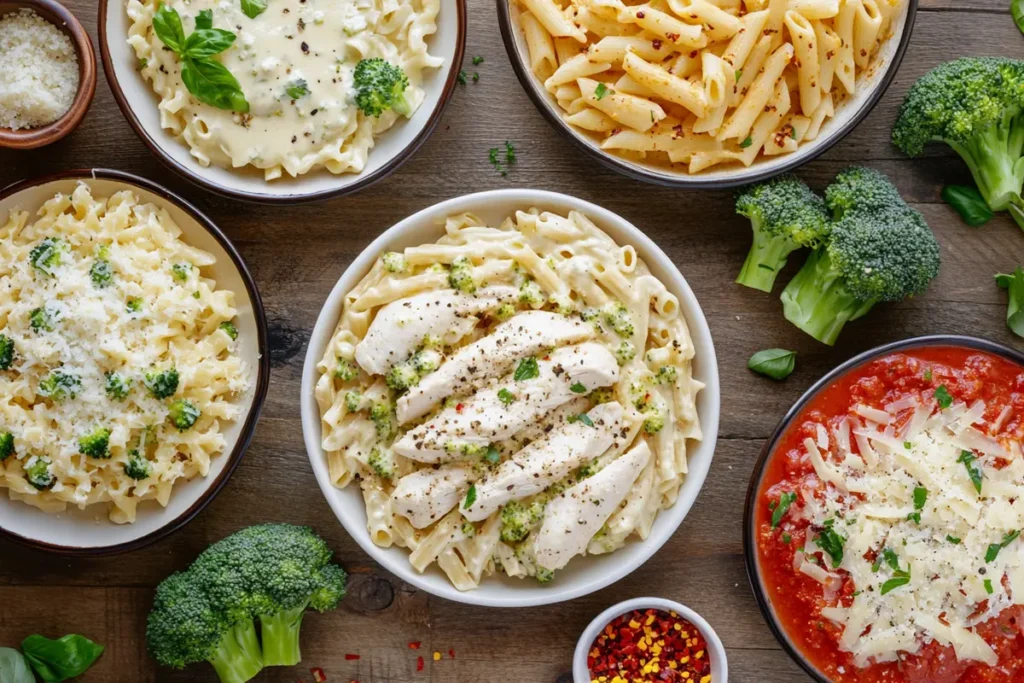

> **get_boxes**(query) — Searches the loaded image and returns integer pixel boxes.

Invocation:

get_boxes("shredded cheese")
[0,9,78,130]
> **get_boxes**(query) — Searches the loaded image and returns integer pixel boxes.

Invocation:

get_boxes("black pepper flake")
[311,109,318,116]
[301,42,310,54]
[291,135,297,143]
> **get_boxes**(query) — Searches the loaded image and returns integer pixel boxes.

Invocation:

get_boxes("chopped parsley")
[815,520,846,568]
[570,381,587,394]
[497,388,517,406]
[457,70,467,85]
[985,578,994,594]
[484,445,501,464]
[472,72,479,82]
[739,136,754,149]
[947,535,961,544]
[770,491,797,529]
[934,384,953,409]
[286,79,309,99]
[513,357,539,381]
[472,56,484,65]
[781,532,791,544]
[462,484,477,509]
[923,368,933,382]
[958,450,983,494]
[986,530,1020,563]
[569,413,595,427]
[735,69,742,80]
[594,82,610,100]
[877,548,911,595]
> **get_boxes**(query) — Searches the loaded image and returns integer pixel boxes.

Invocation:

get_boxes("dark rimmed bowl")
[0,169,270,556]
[742,335,1024,682]
[97,1,466,204]
[496,0,918,189]
[0,0,96,150]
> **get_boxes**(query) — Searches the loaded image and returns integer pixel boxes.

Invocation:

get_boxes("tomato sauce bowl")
[743,336,1024,683]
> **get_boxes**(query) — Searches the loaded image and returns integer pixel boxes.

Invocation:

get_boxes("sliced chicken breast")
[461,402,624,522]
[533,441,651,571]
[390,465,475,529]
[354,286,518,376]
[396,311,593,424]
[393,342,619,463]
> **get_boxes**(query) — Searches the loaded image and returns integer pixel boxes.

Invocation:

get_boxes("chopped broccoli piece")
[614,341,636,366]
[893,57,1024,224]
[0,432,14,461]
[500,500,545,542]
[590,388,616,404]
[219,321,239,341]
[654,366,678,384]
[126,297,144,313]
[105,371,131,400]
[461,522,477,537]
[38,370,80,401]
[25,457,54,490]
[643,409,666,434]
[602,301,635,337]
[29,237,65,276]
[370,402,393,439]
[382,252,407,273]
[448,256,477,293]
[29,306,54,332]
[168,399,201,431]
[495,302,517,321]
[549,293,574,316]
[734,175,830,292]
[172,263,192,282]
[79,427,112,459]
[124,450,152,480]
[386,362,419,391]
[535,568,554,583]
[412,349,441,374]
[420,334,443,350]
[353,58,412,118]
[519,279,545,307]
[0,334,14,370]
[367,446,395,479]
[334,358,359,382]
[344,390,362,412]
[145,368,180,399]
[90,258,113,287]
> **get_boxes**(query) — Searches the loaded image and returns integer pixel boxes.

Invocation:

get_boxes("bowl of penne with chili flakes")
[497,0,917,187]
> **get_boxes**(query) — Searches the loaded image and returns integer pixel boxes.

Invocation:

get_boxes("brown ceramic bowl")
[0,0,97,150]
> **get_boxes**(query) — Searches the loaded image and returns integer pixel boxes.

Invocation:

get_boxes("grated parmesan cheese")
[0,9,78,130]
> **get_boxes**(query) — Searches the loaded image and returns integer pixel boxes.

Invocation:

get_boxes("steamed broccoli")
[168,399,201,431]
[500,500,545,542]
[25,457,54,490]
[147,524,346,680]
[382,252,407,273]
[126,297,144,313]
[353,58,412,118]
[0,432,14,461]
[602,301,635,337]
[79,427,112,459]
[105,371,131,400]
[386,362,419,392]
[219,321,239,341]
[90,258,113,288]
[781,171,940,345]
[893,57,1024,228]
[0,334,14,370]
[370,401,394,439]
[30,306,54,332]
[172,263,193,282]
[495,302,517,321]
[735,175,830,291]
[614,340,636,366]
[38,370,80,401]
[29,237,65,276]
[334,358,358,382]
[144,368,180,399]
[367,446,396,479]
[124,450,152,480]
[448,256,477,293]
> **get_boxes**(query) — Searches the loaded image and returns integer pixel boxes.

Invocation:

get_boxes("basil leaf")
[815,523,846,568]
[0,648,35,683]
[770,491,796,528]
[1014,0,1024,35]
[184,28,236,59]
[194,9,213,29]
[152,4,187,54]
[934,385,953,409]
[942,185,993,227]
[181,58,249,112]
[880,575,910,595]
[995,267,1024,338]
[748,348,796,380]
[21,635,104,683]
[241,0,268,19]
[986,529,1020,563]
[957,450,983,494]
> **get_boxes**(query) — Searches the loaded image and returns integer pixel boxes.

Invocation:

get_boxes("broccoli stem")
[260,605,307,666]
[1010,200,1024,233]
[949,108,1024,212]
[392,91,413,117]
[207,619,263,683]
[735,224,800,292]
[781,249,876,346]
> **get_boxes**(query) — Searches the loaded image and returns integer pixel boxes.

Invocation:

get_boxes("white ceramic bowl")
[0,170,270,555]
[97,1,466,204]
[573,597,728,683]
[301,189,720,607]
[496,0,917,188]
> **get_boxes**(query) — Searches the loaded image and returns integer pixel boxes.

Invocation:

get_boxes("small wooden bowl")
[0,0,96,150]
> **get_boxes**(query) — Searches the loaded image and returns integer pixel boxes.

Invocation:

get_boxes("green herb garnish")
[770,491,797,529]
[513,357,539,381]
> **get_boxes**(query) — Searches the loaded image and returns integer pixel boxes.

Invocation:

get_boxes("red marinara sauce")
[754,347,1024,683]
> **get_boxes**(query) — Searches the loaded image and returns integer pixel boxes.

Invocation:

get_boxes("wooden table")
[1,1,1022,681]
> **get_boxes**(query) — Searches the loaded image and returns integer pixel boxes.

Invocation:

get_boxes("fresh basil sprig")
[748,348,796,380]
[995,267,1024,338]
[152,5,249,112]
[21,635,104,683]
[941,185,993,227]
[241,0,268,19]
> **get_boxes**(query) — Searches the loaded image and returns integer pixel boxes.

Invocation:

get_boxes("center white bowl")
[300,189,720,607]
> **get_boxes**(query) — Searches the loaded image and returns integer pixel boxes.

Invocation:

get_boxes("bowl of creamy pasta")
[497,0,917,187]
[301,189,720,606]
[0,170,270,554]
[97,0,466,203]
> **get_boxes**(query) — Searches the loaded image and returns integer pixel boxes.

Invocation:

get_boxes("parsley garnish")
[569,413,595,427]
[985,578,994,594]
[472,56,484,65]
[739,136,753,148]
[462,484,477,508]
[913,486,928,510]
[958,450,983,494]
[934,384,953,409]
[594,83,610,100]
[770,491,797,529]
[570,382,587,394]
[986,530,1020,563]
[457,70,467,85]
[472,72,480,82]
[877,548,911,595]
[923,368,933,382]
[815,520,846,568]
[734,69,742,80]
[513,357,539,381]
[286,79,309,99]
[497,388,516,406]
[947,535,961,544]
[484,446,501,464]
[781,532,791,544]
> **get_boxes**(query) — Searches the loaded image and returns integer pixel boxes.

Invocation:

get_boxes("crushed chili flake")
[310,667,326,682]
[587,609,712,683]
[448,649,456,659]
[416,656,425,671]
[344,654,360,660]
[408,641,422,650]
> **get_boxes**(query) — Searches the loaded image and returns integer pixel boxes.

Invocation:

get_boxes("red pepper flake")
[587,608,713,683]
[416,656,424,671]
[344,654,360,660]
[311,668,326,682]
[408,641,422,650]
[455,403,464,413]
[448,649,456,659]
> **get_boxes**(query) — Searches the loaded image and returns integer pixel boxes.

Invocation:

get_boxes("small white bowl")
[573,597,728,683]
[0,169,270,555]
[301,189,720,607]
[97,1,466,204]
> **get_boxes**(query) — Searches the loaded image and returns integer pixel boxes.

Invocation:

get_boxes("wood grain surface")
[1,1,1022,682]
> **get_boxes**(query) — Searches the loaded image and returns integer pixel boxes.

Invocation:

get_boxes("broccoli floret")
[781,175,940,345]
[219,321,238,341]
[825,166,906,218]
[447,256,477,293]
[370,402,394,439]
[29,237,65,276]
[500,500,545,542]
[495,302,517,321]
[386,362,419,391]
[0,334,14,370]
[367,446,395,479]
[893,57,1024,225]
[420,334,443,350]
[412,349,441,374]
[382,252,407,273]
[0,432,14,461]
[643,408,666,434]
[549,293,575,316]
[25,457,54,490]
[344,390,362,412]
[29,306,53,332]
[614,340,636,366]
[590,388,616,404]
[126,297,144,313]
[125,450,152,480]
[535,567,554,583]
[334,358,358,382]
[519,279,545,307]
[735,175,830,292]
[79,427,112,459]
[654,366,678,385]
[105,371,131,400]
[168,399,201,431]
[145,368,180,399]
[38,370,80,401]
[90,259,113,287]
[353,58,412,118]
[602,301,635,337]
[172,263,193,282]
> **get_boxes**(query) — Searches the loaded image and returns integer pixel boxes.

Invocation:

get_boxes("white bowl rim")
[300,188,721,607]
[494,0,919,189]
[95,0,468,205]
[0,168,271,556]
[572,597,729,683]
